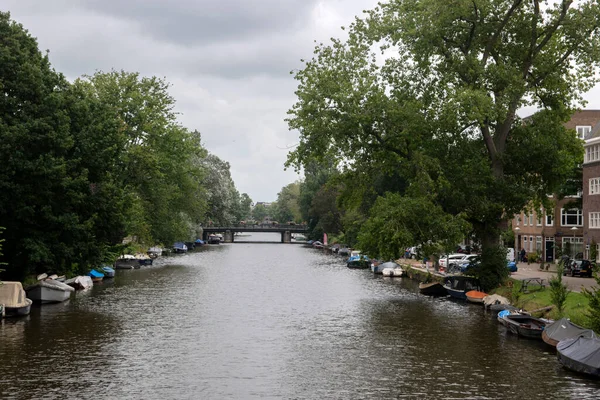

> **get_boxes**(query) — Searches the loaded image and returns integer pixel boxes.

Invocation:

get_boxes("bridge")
[202,224,309,243]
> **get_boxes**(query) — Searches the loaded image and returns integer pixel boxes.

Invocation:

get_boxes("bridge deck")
[202,224,308,234]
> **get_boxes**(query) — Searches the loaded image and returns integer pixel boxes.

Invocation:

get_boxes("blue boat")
[173,242,188,253]
[195,239,205,246]
[101,265,115,278]
[89,269,104,282]
[347,254,371,269]
[443,276,481,300]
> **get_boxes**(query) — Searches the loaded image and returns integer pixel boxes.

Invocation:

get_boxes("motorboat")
[542,318,597,347]
[26,279,74,303]
[135,253,153,266]
[114,254,140,269]
[173,242,188,252]
[195,239,205,246]
[380,261,404,277]
[443,276,481,300]
[557,336,600,378]
[0,281,32,317]
[346,252,371,269]
[207,236,221,245]
[147,246,163,258]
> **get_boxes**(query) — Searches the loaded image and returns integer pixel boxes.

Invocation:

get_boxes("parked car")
[458,256,517,274]
[442,253,470,270]
[563,259,594,278]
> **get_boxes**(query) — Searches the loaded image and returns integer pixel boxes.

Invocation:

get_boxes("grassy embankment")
[404,265,592,328]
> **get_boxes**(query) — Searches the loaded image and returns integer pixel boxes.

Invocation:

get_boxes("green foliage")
[285,0,598,290]
[252,203,270,223]
[466,246,510,292]
[549,262,570,317]
[272,182,302,223]
[583,270,600,332]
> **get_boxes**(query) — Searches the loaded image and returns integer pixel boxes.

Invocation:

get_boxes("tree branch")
[482,0,524,65]
[533,0,573,56]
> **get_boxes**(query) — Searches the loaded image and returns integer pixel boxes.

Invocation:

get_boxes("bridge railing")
[202,224,308,230]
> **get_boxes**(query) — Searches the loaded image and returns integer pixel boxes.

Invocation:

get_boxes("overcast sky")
[4,1,600,202]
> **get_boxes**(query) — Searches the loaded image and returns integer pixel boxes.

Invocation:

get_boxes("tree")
[550,262,570,317]
[252,203,270,223]
[272,182,302,223]
[201,154,240,226]
[287,0,599,290]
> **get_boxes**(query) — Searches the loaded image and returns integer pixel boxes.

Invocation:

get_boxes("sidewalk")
[399,258,598,293]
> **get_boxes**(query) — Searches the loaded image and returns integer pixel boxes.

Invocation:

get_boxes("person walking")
[519,248,526,263]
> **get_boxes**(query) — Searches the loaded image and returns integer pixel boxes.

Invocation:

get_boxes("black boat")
[443,276,481,300]
[418,282,447,296]
[542,318,596,347]
[557,336,600,378]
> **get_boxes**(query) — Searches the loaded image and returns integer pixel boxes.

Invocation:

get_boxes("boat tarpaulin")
[545,318,596,344]
[0,281,29,307]
[557,336,600,377]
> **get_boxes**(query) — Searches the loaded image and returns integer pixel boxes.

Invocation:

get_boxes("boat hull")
[418,282,447,296]
[4,298,32,317]
[26,282,73,304]
[557,337,600,378]
[347,261,370,269]
[114,259,139,269]
[503,315,546,339]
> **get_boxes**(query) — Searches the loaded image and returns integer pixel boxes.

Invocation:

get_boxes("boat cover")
[38,279,75,292]
[347,255,370,262]
[557,336,600,376]
[102,266,115,274]
[483,294,510,307]
[89,269,104,279]
[0,281,29,307]
[545,318,596,343]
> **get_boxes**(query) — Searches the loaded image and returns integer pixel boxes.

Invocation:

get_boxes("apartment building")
[513,110,600,262]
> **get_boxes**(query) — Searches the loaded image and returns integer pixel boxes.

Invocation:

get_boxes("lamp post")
[515,227,521,263]
[571,226,579,258]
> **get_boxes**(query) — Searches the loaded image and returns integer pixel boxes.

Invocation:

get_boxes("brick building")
[513,110,600,262]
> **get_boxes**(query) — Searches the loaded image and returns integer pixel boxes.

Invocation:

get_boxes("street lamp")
[514,227,521,263]
[570,226,579,258]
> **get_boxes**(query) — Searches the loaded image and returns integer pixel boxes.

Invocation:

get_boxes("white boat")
[26,279,74,303]
[0,281,32,317]
[65,275,94,290]
[147,246,162,258]
[114,254,140,269]
[382,267,404,277]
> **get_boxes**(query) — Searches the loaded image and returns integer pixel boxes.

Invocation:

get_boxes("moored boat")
[502,314,548,339]
[135,253,153,266]
[147,246,163,258]
[0,281,32,317]
[338,247,350,256]
[346,253,371,269]
[65,275,93,290]
[378,261,404,277]
[114,254,140,269]
[89,269,104,282]
[101,265,115,278]
[443,276,481,300]
[418,282,448,296]
[207,236,221,245]
[195,239,205,246]
[557,336,600,378]
[173,242,189,252]
[466,290,488,304]
[25,279,74,303]
[542,318,596,347]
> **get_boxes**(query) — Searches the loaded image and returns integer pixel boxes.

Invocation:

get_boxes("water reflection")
[1,234,600,399]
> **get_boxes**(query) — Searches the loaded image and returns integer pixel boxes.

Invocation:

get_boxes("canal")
[1,233,600,399]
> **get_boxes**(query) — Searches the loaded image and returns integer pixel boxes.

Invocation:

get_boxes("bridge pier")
[224,230,233,243]
[281,230,291,243]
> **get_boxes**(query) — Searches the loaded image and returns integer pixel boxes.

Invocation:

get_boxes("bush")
[549,262,570,316]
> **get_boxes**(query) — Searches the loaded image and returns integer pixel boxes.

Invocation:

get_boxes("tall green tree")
[287,0,598,289]
[272,182,302,223]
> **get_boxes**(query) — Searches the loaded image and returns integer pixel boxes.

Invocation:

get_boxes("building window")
[529,236,534,252]
[546,213,554,226]
[528,213,533,225]
[563,237,584,257]
[536,236,542,252]
[577,126,592,140]
[561,208,583,226]
[591,178,600,195]
[523,236,528,250]
[515,215,520,226]
[523,214,528,226]
[590,212,600,229]
[586,144,600,163]
[536,211,543,226]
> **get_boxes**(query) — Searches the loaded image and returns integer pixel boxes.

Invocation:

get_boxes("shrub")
[549,262,570,317]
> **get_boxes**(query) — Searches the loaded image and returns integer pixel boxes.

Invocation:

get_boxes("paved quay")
[401,259,598,293]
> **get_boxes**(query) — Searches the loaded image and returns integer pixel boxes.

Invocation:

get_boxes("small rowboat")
[466,290,488,304]
[502,314,548,339]
[89,269,104,283]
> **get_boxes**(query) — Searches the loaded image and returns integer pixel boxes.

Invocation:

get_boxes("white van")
[506,248,515,262]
